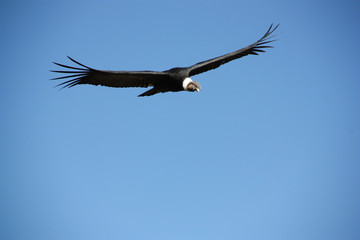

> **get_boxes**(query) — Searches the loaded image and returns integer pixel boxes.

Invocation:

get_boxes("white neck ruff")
[182,77,193,90]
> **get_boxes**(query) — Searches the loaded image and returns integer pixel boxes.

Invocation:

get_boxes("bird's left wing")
[186,24,279,77]
[52,56,170,89]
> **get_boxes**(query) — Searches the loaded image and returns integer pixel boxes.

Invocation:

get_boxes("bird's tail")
[138,88,159,97]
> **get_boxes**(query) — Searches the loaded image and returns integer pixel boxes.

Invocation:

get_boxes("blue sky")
[1,0,360,239]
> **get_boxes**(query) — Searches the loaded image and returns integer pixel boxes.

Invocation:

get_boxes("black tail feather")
[138,88,159,97]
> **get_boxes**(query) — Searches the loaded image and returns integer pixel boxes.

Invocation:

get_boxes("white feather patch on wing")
[182,77,193,90]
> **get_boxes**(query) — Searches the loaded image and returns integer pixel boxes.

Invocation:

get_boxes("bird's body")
[52,24,278,97]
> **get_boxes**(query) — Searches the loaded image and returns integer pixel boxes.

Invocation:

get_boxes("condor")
[52,24,278,97]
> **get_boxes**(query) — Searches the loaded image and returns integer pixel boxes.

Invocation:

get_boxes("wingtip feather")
[53,61,85,70]
[67,56,93,70]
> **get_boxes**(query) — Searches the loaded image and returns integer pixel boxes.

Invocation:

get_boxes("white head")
[182,77,201,92]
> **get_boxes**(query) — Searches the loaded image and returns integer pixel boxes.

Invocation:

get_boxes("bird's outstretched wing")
[51,56,170,89]
[187,24,279,77]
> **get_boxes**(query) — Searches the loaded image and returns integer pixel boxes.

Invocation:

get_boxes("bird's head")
[183,78,201,93]
[187,81,201,92]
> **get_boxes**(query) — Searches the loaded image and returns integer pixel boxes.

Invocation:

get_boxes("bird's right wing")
[51,56,170,89]
[187,24,279,77]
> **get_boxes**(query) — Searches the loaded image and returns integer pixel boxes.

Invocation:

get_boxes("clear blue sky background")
[1,0,360,239]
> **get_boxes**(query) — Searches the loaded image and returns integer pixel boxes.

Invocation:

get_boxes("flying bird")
[52,24,278,97]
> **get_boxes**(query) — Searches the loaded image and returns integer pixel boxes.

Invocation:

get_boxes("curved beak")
[196,88,200,92]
